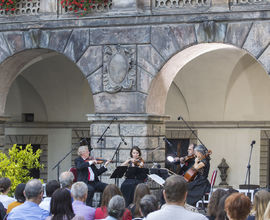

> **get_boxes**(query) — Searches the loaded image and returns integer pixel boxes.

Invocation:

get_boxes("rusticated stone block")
[93,92,147,113]
[4,31,25,54]
[243,21,270,58]
[170,24,197,49]
[137,67,153,94]
[90,124,119,136]
[225,22,252,48]
[90,27,150,45]
[132,137,159,150]
[152,124,166,136]
[151,26,180,59]
[64,29,90,62]
[120,124,150,137]
[137,45,164,76]
[87,68,103,94]
[0,33,11,63]
[77,46,103,77]
[104,137,132,150]
[40,30,72,53]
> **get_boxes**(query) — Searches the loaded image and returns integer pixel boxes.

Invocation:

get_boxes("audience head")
[215,194,230,220]
[50,188,75,219]
[263,200,270,220]
[0,177,11,194]
[14,183,26,203]
[139,194,159,217]
[24,179,43,203]
[107,195,126,220]
[101,184,122,207]
[71,181,88,201]
[163,175,187,204]
[225,193,251,220]
[252,190,270,220]
[207,188,227,217]
[59,171,74,189]
[45,180,60,197]
[133,183,150,217]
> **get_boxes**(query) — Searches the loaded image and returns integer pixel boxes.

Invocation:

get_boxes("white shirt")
[146,204,207,220]
[39,197,51,212]
[0,194,15,209]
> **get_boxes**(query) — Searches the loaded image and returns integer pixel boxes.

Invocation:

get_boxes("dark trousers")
[86,181,107,206]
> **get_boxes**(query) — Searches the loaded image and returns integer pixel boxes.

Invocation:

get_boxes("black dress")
[120,162,147,207]
[186,157,211,206]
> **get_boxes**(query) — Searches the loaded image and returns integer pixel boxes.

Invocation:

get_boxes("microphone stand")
[111,136,127,187]
[52,148,75,180]
[244,141,255,198]
[97,117,117,143]
[178,116,206,148]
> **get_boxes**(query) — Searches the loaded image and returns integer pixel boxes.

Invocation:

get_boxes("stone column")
[87,113,169,184]
[0,116,9,150]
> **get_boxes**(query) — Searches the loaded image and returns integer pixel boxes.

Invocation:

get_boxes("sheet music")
[148,174,165,186]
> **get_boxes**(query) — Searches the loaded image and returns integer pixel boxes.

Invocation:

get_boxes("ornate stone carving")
[154,0,210,9]
[103,45,136,93]
[218,158,229,187]
[0,0,40,16]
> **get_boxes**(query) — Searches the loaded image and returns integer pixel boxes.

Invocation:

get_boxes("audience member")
[206,189,227,220]
[263,200,270,220]
[7,183,26,214]
[128,183,150,218]
[71,181,95,220]
[247,190,270,220]
[224,193,251,220]
[46,188,84,220]
[146,175,207,220]
[0,201,6,220]
[106,195,126,220]
[139,194,159,219]
[95,184,131,220]
[0,177,15,209]
[39,180,60,212]
[8,179,49,220]
[215,194,230,220]
[59,172,74,190]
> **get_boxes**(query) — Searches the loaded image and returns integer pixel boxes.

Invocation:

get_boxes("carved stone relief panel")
[103,45,136,93]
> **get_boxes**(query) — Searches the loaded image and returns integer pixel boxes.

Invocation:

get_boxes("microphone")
[163,137,172,147]
[178,116,182,120]
[120,136,127,145]
[251,140,256,145]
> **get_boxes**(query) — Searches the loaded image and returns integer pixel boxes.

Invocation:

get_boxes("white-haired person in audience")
[59,171,74,190]
[0,177,15,209]
[8,179,49,220]
[138,194,159,220]
[39,180,60,212]
[146,175,207,220]
[71,181,96,220]
[106,195,126,220]
[46,188,84,220]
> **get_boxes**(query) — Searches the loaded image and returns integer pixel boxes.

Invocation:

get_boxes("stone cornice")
[5,121,91,128]
[1,9,270,31]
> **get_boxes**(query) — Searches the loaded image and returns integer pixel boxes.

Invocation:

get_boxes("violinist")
[173,143,196,175]
[75,142,111,206]
[120,146,145,207]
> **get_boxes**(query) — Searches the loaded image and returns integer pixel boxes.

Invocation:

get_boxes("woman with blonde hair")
[247,190,270,220]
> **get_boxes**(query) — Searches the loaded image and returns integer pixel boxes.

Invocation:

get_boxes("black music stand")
[150,168,170,180]
[110,166,128,179]
[125,167,149,180]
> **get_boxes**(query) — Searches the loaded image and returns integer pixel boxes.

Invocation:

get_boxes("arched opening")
[1,49,94,180]
[147,43,270,188]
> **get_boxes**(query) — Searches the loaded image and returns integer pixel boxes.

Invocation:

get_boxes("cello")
[184,150,212,182]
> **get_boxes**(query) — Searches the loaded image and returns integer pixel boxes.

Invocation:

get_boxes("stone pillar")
[87,113,169,184]
[112,0,138,11]
[40,0,57,14]
[0,116,9,150]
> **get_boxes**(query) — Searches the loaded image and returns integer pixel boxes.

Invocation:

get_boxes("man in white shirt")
[146,175,207,220]
[39,180,60,212]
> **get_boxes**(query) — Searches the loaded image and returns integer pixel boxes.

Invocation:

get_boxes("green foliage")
[0,144,44,194]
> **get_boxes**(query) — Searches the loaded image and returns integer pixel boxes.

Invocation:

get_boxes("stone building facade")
[1,0,270,188]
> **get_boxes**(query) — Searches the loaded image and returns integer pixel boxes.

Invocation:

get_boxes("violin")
[132,157,144,168]
[86,156,112,164]
[183,154,195,162]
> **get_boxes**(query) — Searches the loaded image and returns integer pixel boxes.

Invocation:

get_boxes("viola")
[132,157,144,168]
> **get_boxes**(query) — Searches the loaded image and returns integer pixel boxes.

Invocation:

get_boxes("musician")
[120,146,145,206]
[186,145,211,206]
[75,144,111,206]
[174,143,196,175]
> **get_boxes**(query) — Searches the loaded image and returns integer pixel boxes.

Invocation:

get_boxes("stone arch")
[0,28,101,115]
